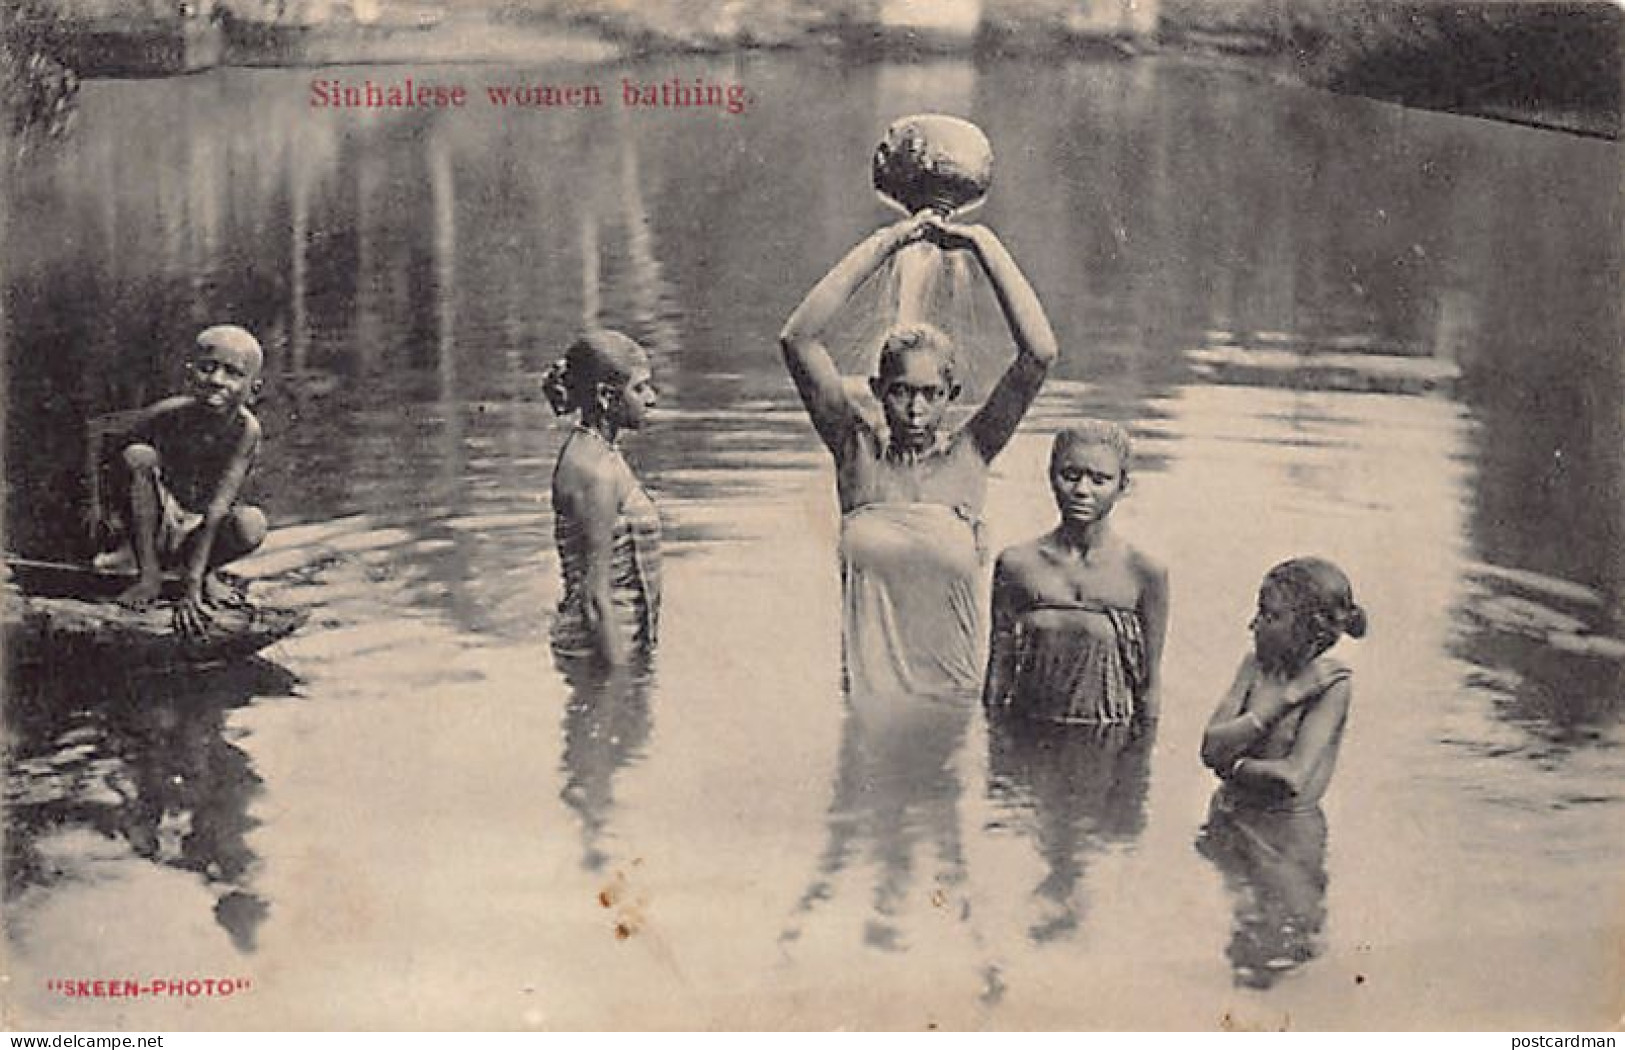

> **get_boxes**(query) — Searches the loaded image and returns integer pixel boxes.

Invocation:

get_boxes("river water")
[3,54,1621,1030]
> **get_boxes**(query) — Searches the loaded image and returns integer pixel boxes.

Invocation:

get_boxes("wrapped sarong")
[997,600,1147,725]
[839,502,984,698]
[552,483,662,660]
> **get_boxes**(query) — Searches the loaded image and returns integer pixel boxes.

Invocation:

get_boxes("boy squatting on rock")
[87,324,268,640]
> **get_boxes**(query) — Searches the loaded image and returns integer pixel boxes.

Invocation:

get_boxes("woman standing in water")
[543,330,662,666]
[779,212,1057,696]
[983,423,1169,727]
[1200,557,1365,807]
[1196,558,1366,986]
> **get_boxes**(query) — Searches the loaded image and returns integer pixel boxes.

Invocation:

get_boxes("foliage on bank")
[2,0,80,149]
[1160,0,1619,138]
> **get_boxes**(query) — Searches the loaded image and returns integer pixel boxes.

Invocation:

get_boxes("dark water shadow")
[984,716,1153,944]
[1195,791,1329,990]
[781,690,980,957]
[554,656,653,874]
[3,655,299,952]
[1452,598,1625,741]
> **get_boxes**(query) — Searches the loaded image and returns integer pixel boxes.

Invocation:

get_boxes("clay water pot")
[872,114,993,217]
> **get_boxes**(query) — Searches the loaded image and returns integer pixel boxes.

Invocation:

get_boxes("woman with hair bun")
[543,330,661,666]
[1197,557,1366,986]
[1200,557,1368,810]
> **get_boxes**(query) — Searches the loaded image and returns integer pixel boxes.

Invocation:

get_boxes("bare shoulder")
[1317,653,1350,674]
[1311,670,1354,718]
[141,394,199,422]
[991,540,1046,616]
[555,439,633,510]
[237,407,263,441]
[1307,653,1352,687]
[1126,542,1168,588]
[995,536,1048,581]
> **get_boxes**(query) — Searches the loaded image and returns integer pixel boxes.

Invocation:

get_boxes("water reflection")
[782,691,979,957]
[1454,572,1625,741]
[555,659,653,873]
[4,657,296,952]
[984,717,1152,943]
[1195,793,1329,990]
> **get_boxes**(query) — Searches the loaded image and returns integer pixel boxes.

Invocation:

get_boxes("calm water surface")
[4,55,1622,1029]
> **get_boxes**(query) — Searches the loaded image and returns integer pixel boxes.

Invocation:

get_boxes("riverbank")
[1158,0,1620,140]
[4,0,1619,140]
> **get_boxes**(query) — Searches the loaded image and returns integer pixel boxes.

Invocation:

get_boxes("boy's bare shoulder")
[151,394,198,414]
[117,394,195,425]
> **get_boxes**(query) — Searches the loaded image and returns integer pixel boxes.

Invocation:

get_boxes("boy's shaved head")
[196,325,263,376]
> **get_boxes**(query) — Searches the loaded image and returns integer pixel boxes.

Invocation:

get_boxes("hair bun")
[540,359,574,415]
[1344,602,1368,639]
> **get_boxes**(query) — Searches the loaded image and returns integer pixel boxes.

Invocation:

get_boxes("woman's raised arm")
[779,212,933,452]
[946,223,1058,461]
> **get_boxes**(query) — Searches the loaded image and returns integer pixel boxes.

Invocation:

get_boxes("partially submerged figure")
[779,212,1057,697]
[544,330,662,667]
[1197,557,1365,985]
[88,325,268,639]
[1201,557,1366,810]
[983,423,1168,727]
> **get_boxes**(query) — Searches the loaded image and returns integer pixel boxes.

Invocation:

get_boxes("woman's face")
[1049,441,1126,526]
[1250,583,1305,671]
[608,364,658,430]
[873,348,953,451]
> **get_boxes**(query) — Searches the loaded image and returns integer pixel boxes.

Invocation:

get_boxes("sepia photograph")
[2,0,1621,1032]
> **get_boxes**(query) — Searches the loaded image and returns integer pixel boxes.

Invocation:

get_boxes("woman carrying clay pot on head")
[779,209,1057,699]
